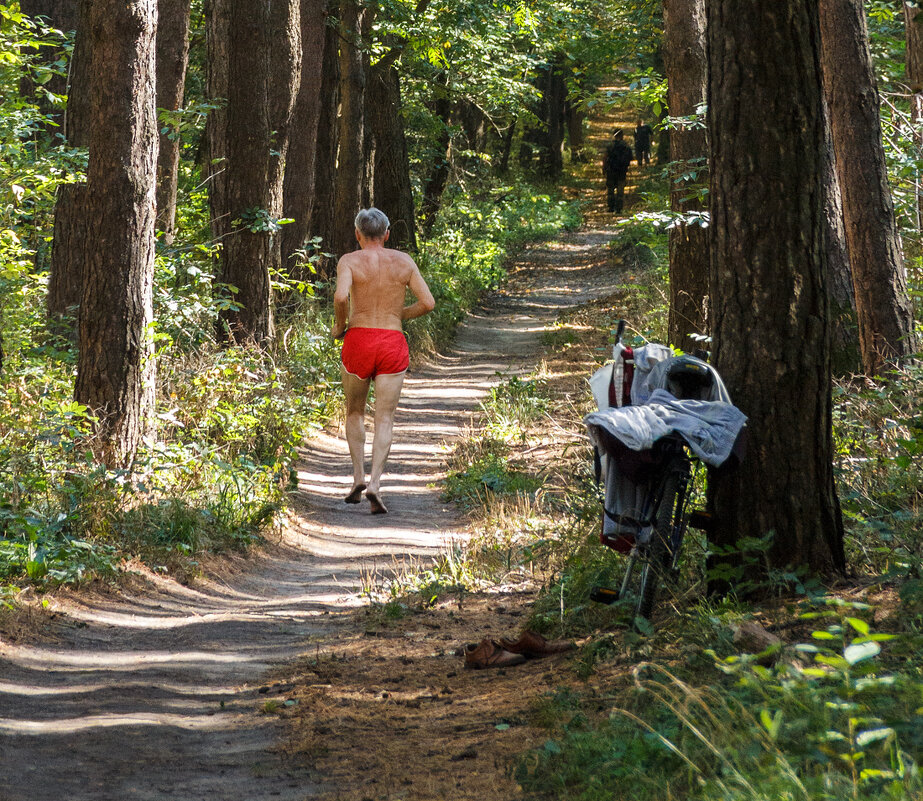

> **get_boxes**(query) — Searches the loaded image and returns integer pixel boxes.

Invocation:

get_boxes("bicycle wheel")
[636,459,686,620]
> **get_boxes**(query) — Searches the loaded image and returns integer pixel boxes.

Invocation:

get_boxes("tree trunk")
[309,17,339,281]
[565,97,585,162]
[74,0,158,468]
[663,0,709,352]
[217,0,278,344]
[267,0,302,271]
[538,58,566,179]
[420,72,451,234]
[820,0,917,376]
[906,3,923,232]
[48,0,91,321]
[280,0,328,280]
[330,0,369,259]
[204,0,230,244]
[369,59,416,250]
[706,0,845,580]
[154,0,191,244]
[821,97,861,376]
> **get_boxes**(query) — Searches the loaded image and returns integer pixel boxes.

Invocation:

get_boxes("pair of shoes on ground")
[464,631,575,670]
[344,484,387,514]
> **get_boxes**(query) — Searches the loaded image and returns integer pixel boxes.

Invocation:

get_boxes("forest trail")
[0,101,636,800]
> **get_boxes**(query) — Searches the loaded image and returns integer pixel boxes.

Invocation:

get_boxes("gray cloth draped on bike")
[585,389,746,468]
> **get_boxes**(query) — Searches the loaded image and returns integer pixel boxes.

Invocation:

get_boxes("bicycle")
[586,322,733,622]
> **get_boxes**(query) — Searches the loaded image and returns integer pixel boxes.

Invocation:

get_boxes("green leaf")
[812,630,838,640]
[843,641,880,666]
[845,617,870,636]
[495,723,510,731]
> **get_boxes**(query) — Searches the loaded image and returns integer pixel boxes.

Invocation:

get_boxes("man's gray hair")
[354,207,390,239]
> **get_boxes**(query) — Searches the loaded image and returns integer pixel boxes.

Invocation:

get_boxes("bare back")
[335,246,429,331]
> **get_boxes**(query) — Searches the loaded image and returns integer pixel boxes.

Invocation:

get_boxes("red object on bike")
[601,530,635,554]
[621,347,634,407]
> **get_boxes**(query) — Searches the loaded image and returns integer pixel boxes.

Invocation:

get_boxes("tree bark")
[216,0,280,344]
[309,17,339,281]
[204,0,230,244]
[48,0,91,321]
[820,0,917,376]
[154,0,191,244]
[821,96,861,376]
[368,59,416,250]
[420,72,451,234]
[565,97,585,162]
[905,3,923,232]
[663,0,709,352]
[267,0,302,269]
[330,0,369,259]
[538,58,566,179]
[74,0,158,468]
[706,0,845,579]
[280,0,328,279]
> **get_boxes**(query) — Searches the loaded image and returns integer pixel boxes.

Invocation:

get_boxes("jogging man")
[331,207,435,514]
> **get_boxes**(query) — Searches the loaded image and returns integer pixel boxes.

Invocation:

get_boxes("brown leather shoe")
[497,630,575,658]
[464,638,527,669]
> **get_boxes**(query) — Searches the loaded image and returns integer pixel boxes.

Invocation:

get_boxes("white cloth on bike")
[585,389,747,468]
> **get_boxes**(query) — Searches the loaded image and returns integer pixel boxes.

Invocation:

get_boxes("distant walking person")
[634,119,653,166]
[603,129,633,213]
[332,208,436,514]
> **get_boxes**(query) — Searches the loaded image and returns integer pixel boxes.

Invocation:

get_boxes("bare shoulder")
[387,248,419,277]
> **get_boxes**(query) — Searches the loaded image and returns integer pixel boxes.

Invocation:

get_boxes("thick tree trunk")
[216,0,278,344]
[154,0,191,244]
[330,0,369,258]
[75,0,158,468]
[309,18,339,281]
[663,0,709,352]
[820,0,917,376]
[905,4,923,231]
[280,0,328,280]
[706,0,845,579]
[369,59,416,250]
[48,0,91,321]
[204,0,230,244]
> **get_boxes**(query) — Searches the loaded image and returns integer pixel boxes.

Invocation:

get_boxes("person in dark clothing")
[603,129,633,213]
[634,119,653,166]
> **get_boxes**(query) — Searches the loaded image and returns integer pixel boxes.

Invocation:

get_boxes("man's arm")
[401,262,436,321]
[331,257,352,338]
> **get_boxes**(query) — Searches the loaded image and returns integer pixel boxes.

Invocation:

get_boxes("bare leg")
[341,368,371,497]
[366,371,406,509]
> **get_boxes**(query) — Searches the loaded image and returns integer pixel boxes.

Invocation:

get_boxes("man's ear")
[384,230,391,243]
[355,228,361,242]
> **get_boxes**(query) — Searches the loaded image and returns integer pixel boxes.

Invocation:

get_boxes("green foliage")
[518,599,923,801]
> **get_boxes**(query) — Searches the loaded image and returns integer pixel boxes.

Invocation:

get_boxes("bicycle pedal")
[590,586,619,605]
[689,510,714,531]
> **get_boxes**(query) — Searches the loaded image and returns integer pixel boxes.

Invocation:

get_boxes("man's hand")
[331,323,347,340]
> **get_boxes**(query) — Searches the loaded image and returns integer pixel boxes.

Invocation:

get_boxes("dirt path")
[0,99,637,801]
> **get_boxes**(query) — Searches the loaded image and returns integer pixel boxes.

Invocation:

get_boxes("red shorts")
[341,327,409,379]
